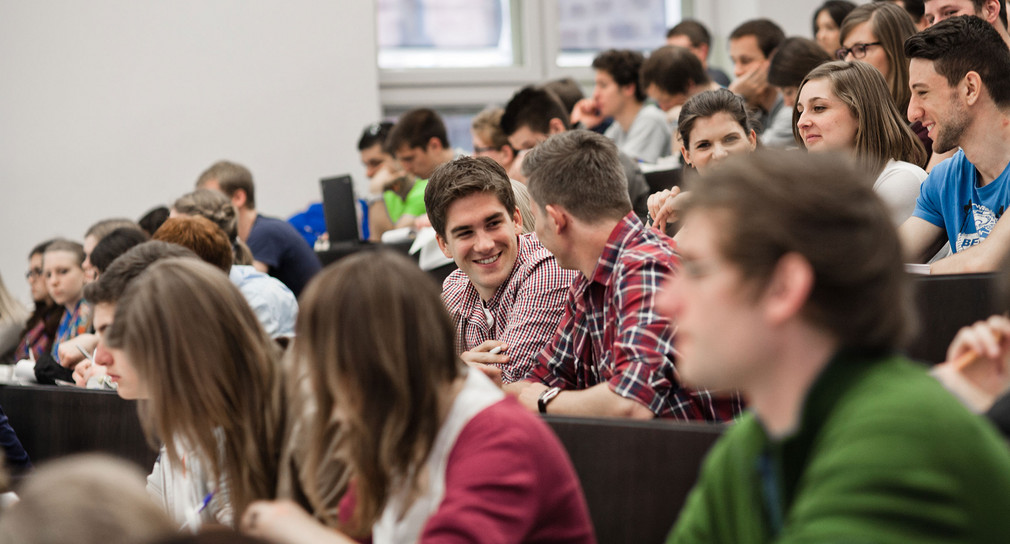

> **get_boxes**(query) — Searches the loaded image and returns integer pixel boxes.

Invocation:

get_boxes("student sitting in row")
[241,251,595,544]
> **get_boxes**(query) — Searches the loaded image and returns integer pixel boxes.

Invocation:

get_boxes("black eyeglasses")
[836,42,882,60]
[25,268,42,280]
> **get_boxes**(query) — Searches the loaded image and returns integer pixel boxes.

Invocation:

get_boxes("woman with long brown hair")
[241,251,594,544]
[103,257,284,529]
[794,60,927,224]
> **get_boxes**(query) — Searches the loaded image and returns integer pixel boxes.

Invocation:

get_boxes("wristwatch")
[537,386,562,414]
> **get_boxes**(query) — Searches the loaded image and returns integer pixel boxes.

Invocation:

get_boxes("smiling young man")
[924,0,1010,46]
[427,156,577,384]
[664,150,1010,543]
[506,130,740,421]
[899,16,1010,273]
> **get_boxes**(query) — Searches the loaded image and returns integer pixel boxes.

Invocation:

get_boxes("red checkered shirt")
[527,213,741,421]
[442,233,579,383]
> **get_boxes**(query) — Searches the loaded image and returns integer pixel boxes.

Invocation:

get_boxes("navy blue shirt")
[247,214,322,297]
[0,404,31,475]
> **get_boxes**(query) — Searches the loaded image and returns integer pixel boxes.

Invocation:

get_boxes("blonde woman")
[242,252,594,544]
[102,257,284,529]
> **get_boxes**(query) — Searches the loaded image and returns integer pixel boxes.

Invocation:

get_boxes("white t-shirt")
[605,104,672,163]
[875,159,927,225]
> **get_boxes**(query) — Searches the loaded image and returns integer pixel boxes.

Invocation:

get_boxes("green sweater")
[669,351,1010,543]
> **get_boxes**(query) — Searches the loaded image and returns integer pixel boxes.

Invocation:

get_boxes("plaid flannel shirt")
[527,213,741,421]
[443,233,578,383]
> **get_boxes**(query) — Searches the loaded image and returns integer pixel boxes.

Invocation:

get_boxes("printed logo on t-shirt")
[955,203,999,251]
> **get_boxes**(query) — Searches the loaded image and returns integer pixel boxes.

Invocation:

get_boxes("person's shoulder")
[441,268,474,305]
[925,149,969,182]
[697,412,763,469]
[458,397,560,453]
[883,160,927,179]
[638,104,670,126]
[827,355,1007,446]
[613,222,677,270]
[231,265,295,298]
[251,214,301,240]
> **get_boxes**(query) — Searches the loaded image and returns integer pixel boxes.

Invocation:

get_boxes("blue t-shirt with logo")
[912,149,1010,253]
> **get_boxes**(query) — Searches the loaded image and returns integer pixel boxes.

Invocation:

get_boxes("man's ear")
[548,118,566,135]
[982,0,1002,24]
[427,137,444,153]
[761,252,814,325]
[963,71,982,107]
[502,144,516,165]
[545,204,567,234]
[619,82,637,100]
[435,233,453,259]
[696,42,710,61]
[231,188,247,209]
[512,207,523,234]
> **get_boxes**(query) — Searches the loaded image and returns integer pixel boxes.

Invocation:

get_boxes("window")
[377,0,518,69]
[376,0,688,110]
[556,0,683,67]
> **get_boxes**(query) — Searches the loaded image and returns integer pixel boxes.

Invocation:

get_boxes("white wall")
[0,1,380,304]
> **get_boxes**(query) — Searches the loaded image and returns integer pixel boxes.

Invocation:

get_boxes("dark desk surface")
[545,415,723,544]
[0,384,721,543]
[0,384,156,470]
[907,272,1002,364]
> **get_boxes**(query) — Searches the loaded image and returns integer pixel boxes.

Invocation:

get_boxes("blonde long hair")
[296,251,462,534]
[104,258,284,519]
[0,272,28,326]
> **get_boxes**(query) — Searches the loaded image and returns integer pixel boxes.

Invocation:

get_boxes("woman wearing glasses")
[794,60,927,225]
[837,2,950,169]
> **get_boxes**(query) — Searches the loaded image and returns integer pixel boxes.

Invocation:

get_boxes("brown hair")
[767,37,832,88]
[104,258,284,519]
[196,160,256,208]
[905,14,1010,109]
[173,189,254,266]
[521,130,631,223]
[84,218,141,241]
[82,241,198,305]
[678,88,757,148]
[385,108,449,153]
[840,1,918,112]
[793,60,927,172]
[153,216,234,272]
[685,150,913,351]
[43,239,85,267]
[296,251,460,533]
[424,156,517,238]
[641,45,710,96]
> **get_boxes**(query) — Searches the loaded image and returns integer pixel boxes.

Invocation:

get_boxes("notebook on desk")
[320,174,361,244]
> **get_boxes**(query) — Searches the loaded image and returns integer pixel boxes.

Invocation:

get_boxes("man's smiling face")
[436,191,522,301]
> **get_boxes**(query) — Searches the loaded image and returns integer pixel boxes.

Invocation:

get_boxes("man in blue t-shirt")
[196,160,321,297]
[900,16,1010,274]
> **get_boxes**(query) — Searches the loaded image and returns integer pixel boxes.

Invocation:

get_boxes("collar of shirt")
[575,212,647,297]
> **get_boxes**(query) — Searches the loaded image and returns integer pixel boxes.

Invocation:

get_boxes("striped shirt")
[442,233,578,384]
[527,213,741,421]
